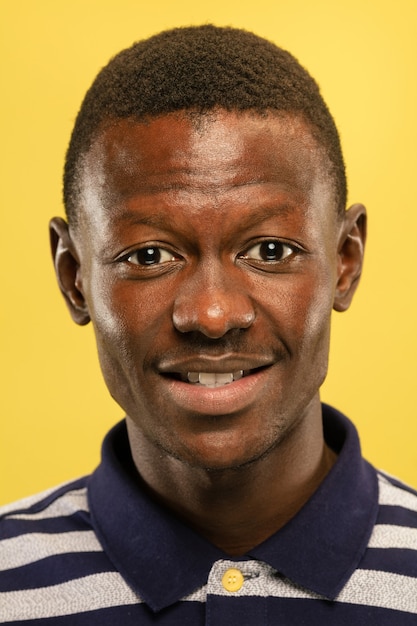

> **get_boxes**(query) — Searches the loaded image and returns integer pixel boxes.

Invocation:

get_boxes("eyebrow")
[116,211,174,230]
[228,203,296,230]
[116,201,297,232]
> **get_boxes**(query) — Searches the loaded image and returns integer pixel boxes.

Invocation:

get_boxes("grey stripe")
[5,489,89,521]
[368,524,417,550]
[0,480,78,517]
[1,559,415,620]
[378,474,417,512]
[336,569,417,614]
[0,530,102,571]
[0,572,141,623]
[206,560,319,599]
[205,560,417,613]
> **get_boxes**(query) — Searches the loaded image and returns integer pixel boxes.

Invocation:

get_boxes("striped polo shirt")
[1,405,416,624]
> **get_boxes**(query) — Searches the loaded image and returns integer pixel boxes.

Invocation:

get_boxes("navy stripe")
[207,595,266,623]
[209,596,417,625]
[377,505,417,528]
[360,547,417,577]
[267,597,417,625]
[2,597,416,625]
[0,480,87,520]
[0,512,92,539]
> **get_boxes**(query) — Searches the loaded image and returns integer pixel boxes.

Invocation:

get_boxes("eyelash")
[238,240,296,263]
[126,247,178,266]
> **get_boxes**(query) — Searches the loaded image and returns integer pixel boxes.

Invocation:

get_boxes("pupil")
[138,247,160,265]
[261,241,281,261]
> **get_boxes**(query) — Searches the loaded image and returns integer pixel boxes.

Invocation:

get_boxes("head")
[51,26,366,473]
[63,24,347,226]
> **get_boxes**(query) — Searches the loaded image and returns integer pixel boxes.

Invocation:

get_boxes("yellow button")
[222,568,244,592]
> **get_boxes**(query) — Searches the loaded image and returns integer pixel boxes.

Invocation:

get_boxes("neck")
[126,407,336,555]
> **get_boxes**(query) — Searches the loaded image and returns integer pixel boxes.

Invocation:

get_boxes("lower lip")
[161,368,270,416]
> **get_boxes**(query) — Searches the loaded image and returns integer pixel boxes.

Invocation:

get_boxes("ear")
[333,203,367,312]
[49,217,90,325]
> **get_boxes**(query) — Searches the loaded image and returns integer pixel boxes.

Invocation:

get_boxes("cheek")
[85,281,153,410]
[295,274,336,374]
[88,284,131,349]
[87,278,172,369]
[263,270,335,353]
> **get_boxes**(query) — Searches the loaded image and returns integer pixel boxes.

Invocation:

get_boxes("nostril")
[172,288,255,337]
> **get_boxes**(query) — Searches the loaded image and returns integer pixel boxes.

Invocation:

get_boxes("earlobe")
[333,203,367,312]
[49,217,91,326]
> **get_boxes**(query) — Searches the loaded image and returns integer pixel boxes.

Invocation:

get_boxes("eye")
[127,246,177,266]
[241,240,295,262]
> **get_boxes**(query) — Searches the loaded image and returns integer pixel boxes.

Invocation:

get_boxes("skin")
[50,110,366,554]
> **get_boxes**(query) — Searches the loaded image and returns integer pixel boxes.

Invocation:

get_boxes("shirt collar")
[249,405,379,598]
[88,404,378,611]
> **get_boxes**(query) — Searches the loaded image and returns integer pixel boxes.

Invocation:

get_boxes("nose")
[172,265,256,338]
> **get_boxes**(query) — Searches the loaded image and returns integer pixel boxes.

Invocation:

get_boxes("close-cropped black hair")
[64,25,346,224]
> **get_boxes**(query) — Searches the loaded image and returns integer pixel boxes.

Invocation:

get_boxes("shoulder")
[0,478,130,623]
[0,477,105,588]
[0,477,99,561]
[359,469,417,590]
[377,470,417,514]
[0,477,90,523]
[374,470,417,542]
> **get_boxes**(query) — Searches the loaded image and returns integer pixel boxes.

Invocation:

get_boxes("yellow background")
[1,0,416,504]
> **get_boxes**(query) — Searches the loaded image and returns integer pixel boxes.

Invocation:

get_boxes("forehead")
[78,110,334,226]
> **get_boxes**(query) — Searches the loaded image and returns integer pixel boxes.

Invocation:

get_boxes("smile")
[160,364,271,417]
[187,371,244,387]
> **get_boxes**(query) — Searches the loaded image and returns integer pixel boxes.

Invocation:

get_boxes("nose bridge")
[172,258,255,338]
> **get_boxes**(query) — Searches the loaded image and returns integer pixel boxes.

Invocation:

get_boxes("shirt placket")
[205,559,268,625]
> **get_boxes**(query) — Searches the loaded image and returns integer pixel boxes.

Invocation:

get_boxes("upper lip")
[158,355,275,376]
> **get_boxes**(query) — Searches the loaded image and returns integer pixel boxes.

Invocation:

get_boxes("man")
[1,25,416,624]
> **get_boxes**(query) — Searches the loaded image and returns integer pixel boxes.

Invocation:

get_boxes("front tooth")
[187,372,241,386]
[198,372,218,386]
[215,373,234,385]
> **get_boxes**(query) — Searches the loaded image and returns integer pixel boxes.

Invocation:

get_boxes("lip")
[158,354,275,376]
[158,357,274,416]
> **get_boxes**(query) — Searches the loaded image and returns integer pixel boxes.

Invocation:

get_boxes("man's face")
[67,111,352,470]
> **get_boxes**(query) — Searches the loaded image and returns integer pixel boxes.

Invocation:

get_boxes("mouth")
[161,361,270,389]
[158,359,274,416]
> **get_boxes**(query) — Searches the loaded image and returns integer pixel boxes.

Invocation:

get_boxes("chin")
[164,435,278,472]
